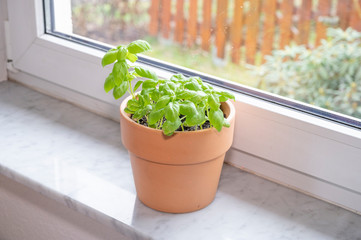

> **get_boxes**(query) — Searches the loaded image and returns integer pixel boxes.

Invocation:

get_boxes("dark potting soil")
[131,115,212,132]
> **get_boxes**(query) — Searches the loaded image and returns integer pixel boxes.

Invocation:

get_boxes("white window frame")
[0,0,7,82]
[5,0,361,213]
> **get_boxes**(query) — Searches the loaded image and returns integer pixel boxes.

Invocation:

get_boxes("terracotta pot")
[120,95,235,213]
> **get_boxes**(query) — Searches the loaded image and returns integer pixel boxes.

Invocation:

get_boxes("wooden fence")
[148,0,361,65]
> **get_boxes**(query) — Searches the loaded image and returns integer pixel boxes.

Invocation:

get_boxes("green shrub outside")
[257,27,361,119]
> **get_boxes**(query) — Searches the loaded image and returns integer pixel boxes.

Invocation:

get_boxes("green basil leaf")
[142,79,158,89]
[155,96,171,110]
[104,73,115,93]
[150,89,160,102]
[126,74,135,85]
[208,94,220,110]
[198,101,206,108]
[133,80,143,92]
[112,61,128,85]
[142,104,153,115]
[159,83,175,96]
[138,94,151,106]
[126,52,138,63]
[223,118,230,127]
[127,98,141,111]
[124,107,134,114]
[133,105,153,120]
[132,109,143,120]
[217,91,235,101]
[101,48,118,67]
[177,89,198,100]
[166,82,177,91]
[162,118,181,136]
[140,87,154,96]
[179,101,197,116]
[135,66,158,81]
[117,46,127,61]
[204,89,212,94]
[148,108,165,125]
[194,77,203,83]
[184,108,205,126]
[201,82,213,90]
[113,81,128,99]
[127,40,151,54]
[209,108,224,132]
[219,96,228,102]
[170,74,187,83]
[184,78,202,91]
[165,102,179,121]
[159,84,176,96]
[190,91,207,103]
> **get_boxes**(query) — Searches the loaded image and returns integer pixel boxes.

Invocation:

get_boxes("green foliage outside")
[257,27,361,119]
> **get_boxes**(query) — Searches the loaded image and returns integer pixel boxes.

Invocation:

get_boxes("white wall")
[0,0,8,81]
[0,175,131,240]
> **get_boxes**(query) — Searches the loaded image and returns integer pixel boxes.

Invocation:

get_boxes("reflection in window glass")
[50,0,361,120]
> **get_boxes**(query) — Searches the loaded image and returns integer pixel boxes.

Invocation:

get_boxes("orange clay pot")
[120,95,235,213]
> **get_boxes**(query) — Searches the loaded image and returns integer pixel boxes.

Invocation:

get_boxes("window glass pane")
[48,0,361,123]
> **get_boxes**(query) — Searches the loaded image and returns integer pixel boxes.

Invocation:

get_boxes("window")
[5,0,361,213]
[46,0,361,129]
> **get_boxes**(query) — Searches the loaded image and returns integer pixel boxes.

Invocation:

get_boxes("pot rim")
[119,94,236,135]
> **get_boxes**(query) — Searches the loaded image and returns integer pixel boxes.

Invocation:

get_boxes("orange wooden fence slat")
[297,0,312,45]
[245,0,261,64]
[188,0,198,46]
[215,0,229,59]
[161,0,171,39]
[261,0,277,62]
[279,0,294,49]
[349,0,361,31]
[174,0,184,43]
[150,0,359,66]
[201,0,212,51]
[149,0,160,35]
[231,0,244,64]
[315,0,331,46]
[337,0,351,30]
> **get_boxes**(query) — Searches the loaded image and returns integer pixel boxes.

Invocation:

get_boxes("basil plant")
[102,40,235,136]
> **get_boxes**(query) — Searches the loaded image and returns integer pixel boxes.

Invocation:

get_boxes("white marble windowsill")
[1,80,361,240]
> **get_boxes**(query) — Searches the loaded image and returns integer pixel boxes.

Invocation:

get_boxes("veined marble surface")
[1,80,361,240]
